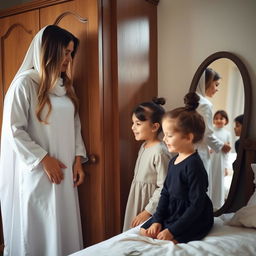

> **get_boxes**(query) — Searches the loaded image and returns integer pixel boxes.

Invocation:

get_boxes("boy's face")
[234,121,242,137]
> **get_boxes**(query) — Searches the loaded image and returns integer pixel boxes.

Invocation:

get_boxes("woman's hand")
[221,143,231,153]
[131,210,151,228]
[73,156,85,187]
[146,223,162,238]
[41,154,66,184]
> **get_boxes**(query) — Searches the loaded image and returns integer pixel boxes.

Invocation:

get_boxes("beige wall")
[158,0,256,136]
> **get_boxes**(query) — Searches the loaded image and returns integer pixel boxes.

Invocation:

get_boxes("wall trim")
[0,0,73,18]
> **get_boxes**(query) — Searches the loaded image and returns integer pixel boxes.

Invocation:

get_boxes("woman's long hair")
[36,25,79,123]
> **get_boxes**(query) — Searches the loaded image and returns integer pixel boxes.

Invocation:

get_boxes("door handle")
[88,154,97,164]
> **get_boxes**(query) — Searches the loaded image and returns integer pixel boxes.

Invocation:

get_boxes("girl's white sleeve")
[74,113,88,163]
[145,152,170,215]
[3,78,47,171]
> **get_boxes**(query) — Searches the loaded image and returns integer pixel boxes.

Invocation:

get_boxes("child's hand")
[146,223,162,238]
[157,228,174,241]
[222,143,231,153]
[131,210,151,227]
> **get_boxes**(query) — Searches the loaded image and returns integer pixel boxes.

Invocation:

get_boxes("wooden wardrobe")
[0,0,158,248]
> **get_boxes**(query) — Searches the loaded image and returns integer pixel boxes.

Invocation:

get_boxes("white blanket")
[70,215,256,256]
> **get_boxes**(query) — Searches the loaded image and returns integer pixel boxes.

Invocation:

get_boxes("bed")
[70,160,256,256]
[69,213,256,256]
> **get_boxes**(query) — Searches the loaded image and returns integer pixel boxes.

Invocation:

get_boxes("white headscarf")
[13,26,46,85]
[9,25,65,96]
[196,71,206,97]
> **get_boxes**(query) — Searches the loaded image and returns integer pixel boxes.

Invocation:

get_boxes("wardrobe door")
[40,0,105,246]
[0,10,39,130]
[0,10,39,248]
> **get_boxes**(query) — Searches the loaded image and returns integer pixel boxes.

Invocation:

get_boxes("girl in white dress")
[210,110,231,209]
[196,68,231,199]
[123,98,171,231]
[0,25,87,256]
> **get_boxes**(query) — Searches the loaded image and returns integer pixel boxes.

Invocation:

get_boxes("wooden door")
[0,10,39,248]
[0,0,121,248]
[39,0,108,246]
[0,10,39,133]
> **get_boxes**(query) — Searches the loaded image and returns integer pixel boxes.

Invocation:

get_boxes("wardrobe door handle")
[88,154,97,164]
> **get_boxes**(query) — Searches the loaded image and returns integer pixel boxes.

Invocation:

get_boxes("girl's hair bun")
[184,92,199,111]
[152,97,166,106]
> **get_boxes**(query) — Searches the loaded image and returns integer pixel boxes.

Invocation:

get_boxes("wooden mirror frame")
[189,51,252,216]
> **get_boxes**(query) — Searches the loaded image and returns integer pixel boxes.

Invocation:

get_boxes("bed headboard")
[215,138,256,216]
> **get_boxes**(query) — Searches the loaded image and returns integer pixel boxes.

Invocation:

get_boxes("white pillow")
[227,204,256,228]
[247,163,256,206]
[226,163,256,228]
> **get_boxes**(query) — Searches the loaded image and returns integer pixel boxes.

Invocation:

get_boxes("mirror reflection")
[198,58,244,210]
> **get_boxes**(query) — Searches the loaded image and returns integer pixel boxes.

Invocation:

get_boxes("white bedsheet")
[70,215,256,256]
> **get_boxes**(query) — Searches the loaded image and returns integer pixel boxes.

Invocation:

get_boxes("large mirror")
[189,51,251,216]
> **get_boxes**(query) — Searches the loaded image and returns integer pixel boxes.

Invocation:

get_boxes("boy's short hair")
[234,114,244,125]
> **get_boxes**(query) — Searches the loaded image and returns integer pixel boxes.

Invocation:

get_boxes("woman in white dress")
[0,25,87,256]
[196,68,231,199]
[210,110,231,209]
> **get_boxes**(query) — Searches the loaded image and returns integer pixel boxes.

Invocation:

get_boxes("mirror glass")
[189,51,251,215]
[206,58,244,210]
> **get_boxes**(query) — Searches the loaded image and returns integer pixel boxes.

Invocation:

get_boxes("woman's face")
[61,41,74,72]
[205,79,220,97]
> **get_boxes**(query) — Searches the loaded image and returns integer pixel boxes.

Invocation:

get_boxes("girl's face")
[234,121,242,137]
[162,118,192,153]
[61,41,74,72]
[213,113,227,128]
[205,79,220,98]
[131,114,157,141]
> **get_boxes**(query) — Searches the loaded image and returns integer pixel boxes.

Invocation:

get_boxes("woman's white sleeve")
[202,104,224,152]
[74,113,88,163]
[3,79,47,171]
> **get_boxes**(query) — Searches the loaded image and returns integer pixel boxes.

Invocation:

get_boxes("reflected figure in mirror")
[195,68,231,200]
[123,98,172,231]
[210,110,231,209]
[234,114,244,153]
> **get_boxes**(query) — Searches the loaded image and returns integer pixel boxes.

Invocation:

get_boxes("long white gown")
[196,93,224,198]
[210,127,231,209]
[0,27,87,256]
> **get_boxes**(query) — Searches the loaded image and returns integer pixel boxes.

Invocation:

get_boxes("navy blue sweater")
[141,151,213,243]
